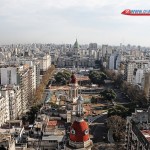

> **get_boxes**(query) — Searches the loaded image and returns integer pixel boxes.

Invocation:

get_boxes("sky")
[0,0,150,46]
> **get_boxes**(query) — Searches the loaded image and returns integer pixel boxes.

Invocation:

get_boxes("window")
[84,129,89,135]
[71,128,75,134]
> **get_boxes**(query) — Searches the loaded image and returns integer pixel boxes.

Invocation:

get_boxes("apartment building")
[143,72,150,102]
[39,53,51,75]
[0,96,7,127]
[124,60,150,83]
[0,85,21,122]
[126,108,150,150]
[0,65,34,113]
[18,65,33,113]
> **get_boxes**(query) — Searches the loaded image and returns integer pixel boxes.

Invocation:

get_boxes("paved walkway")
[87,111,107,124]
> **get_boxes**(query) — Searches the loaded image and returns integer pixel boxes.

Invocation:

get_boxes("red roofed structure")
[65,95,93,150]
[69,73,78,103]
[47,121,57,126]
[70,120,89,142]
[70,73,77,84]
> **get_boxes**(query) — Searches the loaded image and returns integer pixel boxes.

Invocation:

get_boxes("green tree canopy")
[108,105,129,118]
[107,115,126,142]
[100,89,116,101]
[91,96,98,104]
[54,70,71,85]
[89,71,107,85]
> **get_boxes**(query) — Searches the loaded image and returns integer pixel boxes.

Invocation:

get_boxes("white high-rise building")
[39,53,51,74]
[1,67,18,85]
[0,65,34,113]
[134,69,144,84]
[116,54,125,70]
[0,85,22,121]
[0,96,7,127]
[102,45,108,57]
[124,60,150,83]
[109,54,116,70]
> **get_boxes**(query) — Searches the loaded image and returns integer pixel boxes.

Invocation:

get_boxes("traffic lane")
[90,124,107,143]
[113,89,131,103]
[95,114,107,123]
[90,114,108,143]
[104,83,131,103]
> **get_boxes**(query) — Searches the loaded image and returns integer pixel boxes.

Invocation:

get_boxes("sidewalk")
[107,129,114,143]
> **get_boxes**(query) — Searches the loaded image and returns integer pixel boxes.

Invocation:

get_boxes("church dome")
[69,120,90,142]
[74,39,79,49]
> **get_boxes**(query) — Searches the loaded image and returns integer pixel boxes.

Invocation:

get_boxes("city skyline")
[0,0,150,46]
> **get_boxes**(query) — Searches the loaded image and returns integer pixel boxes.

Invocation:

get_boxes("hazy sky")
[0,0,150,46]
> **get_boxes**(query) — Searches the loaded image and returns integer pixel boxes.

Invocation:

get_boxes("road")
[104,81,131,105]
[89,81,131,144]
[90,114,108,143]
[113,87,131,106]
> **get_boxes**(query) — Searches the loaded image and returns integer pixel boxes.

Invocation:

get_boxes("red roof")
[69,120,90,142]
[70,73,77,84]
[47,121,57,126]
[141,130,150,142]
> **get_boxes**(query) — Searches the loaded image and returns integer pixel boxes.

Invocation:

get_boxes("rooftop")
[47,121,57,126]
[42,135,64,142]
[141,130,150,142]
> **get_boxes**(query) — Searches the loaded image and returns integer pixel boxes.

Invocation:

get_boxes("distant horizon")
[0,0,150,46]
[0,41,149,48]
[0,39,143,46]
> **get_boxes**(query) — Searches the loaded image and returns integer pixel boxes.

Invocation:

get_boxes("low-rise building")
[27,115,65,150]
[0,120,24,150]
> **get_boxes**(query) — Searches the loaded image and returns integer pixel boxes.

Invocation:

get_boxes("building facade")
[57,40,96,68]
[126,108,150,150]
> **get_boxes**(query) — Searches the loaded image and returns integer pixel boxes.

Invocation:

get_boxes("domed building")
[57,39,96,68]
[65,95,93,150]
[73,39,79,55]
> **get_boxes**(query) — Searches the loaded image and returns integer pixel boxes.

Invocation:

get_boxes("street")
[89,81,131,144]
[90,114,107,143]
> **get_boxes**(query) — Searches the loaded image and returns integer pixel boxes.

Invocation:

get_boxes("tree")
[108,105,129,118]
[107,115,126,142]
[105,68,148,107]
[121,81,148,106]
[91,96,97,103]
[89,70,107,85]
[54,70,71,85]
[23,104,41,124]
[114,73,124,87]
[100,89,117,101]
[31,65,55,104]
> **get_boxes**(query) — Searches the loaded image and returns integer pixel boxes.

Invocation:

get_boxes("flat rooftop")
[0,127,22,134]
[42,135,64,142]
